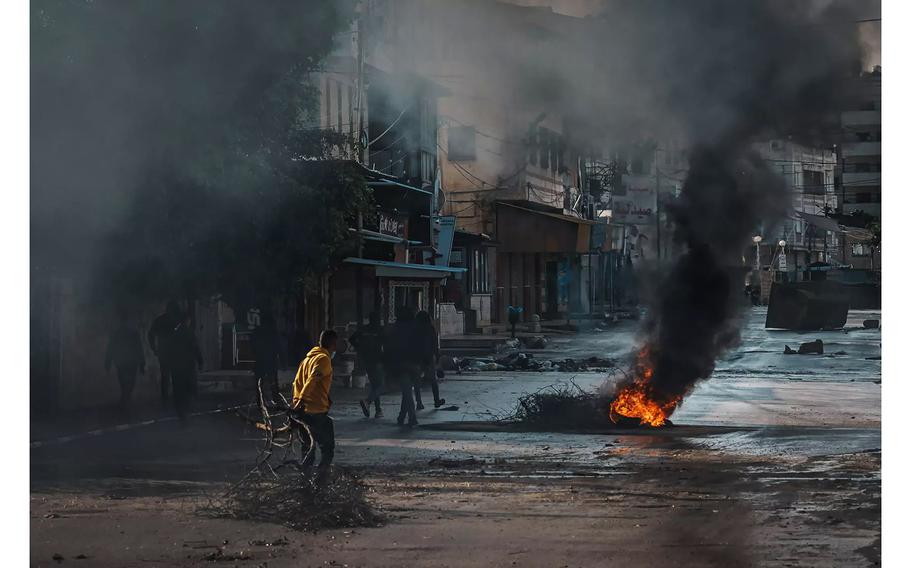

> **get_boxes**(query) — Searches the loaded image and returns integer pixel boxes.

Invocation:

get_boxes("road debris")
[784,339,824,355]
[199,468,383,532]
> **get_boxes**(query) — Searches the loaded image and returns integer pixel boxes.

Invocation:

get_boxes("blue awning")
[343,257,466,279]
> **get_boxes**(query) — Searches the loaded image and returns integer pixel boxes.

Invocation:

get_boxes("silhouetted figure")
[350,312,385,418]
[252,313,282,402]
[105,309,145,417]
[385,306,420,427]
[414,310,445,409]
[147,301,181,403]
[169,312,203,423]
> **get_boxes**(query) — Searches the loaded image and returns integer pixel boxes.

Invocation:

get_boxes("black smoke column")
[643,145,789,406]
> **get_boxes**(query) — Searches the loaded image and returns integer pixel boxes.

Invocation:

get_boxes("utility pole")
[354,2,368,326]
[655,167,661,261]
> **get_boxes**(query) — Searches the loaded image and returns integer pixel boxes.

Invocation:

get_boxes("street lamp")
[752,235,762,271]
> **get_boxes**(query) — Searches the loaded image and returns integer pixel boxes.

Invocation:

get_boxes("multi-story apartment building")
[755,139,839,288]
[837,67,881,272]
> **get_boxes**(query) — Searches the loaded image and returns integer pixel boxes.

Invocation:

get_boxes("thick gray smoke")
[381,0,873,405]
[31,0,352,280]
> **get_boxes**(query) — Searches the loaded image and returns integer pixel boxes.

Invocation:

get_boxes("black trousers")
[157,356,173,401]
[299,412,335,469]
[116,365,138,413]
[394,364,419,424]
[414,360,441,407]
[172,370,194,421]
[364,362,384,412]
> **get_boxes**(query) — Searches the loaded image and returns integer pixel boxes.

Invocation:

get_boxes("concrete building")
[366,0,605,328]
[752,139,839,298]
[837,67,881,272]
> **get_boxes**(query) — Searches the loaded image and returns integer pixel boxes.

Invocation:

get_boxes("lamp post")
[752,235,762,271]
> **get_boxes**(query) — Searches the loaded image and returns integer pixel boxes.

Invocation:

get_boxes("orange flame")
[609,345,680,427]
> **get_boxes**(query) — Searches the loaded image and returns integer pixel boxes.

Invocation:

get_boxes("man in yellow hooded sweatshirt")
[293,329,338,470]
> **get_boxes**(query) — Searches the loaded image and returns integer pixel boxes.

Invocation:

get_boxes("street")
[30,308,881,567]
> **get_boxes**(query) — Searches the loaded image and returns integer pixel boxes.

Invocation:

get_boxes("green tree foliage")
[32,0,370,308]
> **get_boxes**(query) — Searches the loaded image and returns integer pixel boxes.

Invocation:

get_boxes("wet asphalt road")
[30,307,881,485]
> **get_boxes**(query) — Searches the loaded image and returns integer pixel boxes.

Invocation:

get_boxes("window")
[325,78,332,129]
[348,85,355,152]
[844,161,881,173]
[336,82,343,133]
[555,136,565,174]
[539,129,550,170]
[472,249,489,293]
[448,126,476,161]
[852,243,872,257]
[802,170,825,195]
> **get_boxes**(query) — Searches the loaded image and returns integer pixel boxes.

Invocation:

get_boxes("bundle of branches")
[505,382,612,429]
[202,468,383,532]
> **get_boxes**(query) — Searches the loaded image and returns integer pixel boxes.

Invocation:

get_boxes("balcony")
[842,172,882,186]
[841,141,881,158]
[497,168,567,211]
[841,110,881,127]
[843,202,881,217]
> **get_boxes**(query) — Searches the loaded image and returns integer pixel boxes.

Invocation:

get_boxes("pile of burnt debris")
[453,353,616,373]
[448,337,617,373]
[501,383,618,429]
[200,468,383,532]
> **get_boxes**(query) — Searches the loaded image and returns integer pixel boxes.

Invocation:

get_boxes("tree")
[31,0,370,309]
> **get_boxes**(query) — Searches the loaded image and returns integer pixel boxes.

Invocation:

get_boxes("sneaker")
[416,403,425,411]
[374,409,384,418]
[434,398,446,408]
[359,400,370,417]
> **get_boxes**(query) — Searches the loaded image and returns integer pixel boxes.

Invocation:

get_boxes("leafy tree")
[31,0,370,309]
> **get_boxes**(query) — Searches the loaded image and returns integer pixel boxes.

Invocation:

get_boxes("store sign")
[378,212,405,237]
[613,175,657,224]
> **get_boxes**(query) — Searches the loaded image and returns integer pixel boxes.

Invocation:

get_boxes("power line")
[368,104,411,146]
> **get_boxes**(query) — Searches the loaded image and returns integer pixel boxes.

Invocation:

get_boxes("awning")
[796,212,843,233]
[343,257,466,279]
[348,228,422,246]
[495,201,594,253]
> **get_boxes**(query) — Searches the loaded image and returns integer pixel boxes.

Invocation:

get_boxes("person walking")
[350,312,385,418]
[292,330,339,473]
[147,301,181,404]
[252,313,282,402]
[414,310,445,409]
[385,306,420,427]
[169,311,203,424]
[105,309,146,418]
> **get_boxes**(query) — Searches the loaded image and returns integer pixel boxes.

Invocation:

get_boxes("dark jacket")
[148,313,178,360]
[349,324,385,367]
[252,325,282,376]
[170,322,203,377]
[383,319,419,370]
[415,320,439,365]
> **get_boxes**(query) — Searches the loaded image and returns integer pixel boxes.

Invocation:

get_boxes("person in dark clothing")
[105,309,146,417]
[414,310,445,409]
[147,301,181,403]
[252,313,282,402]
[384,306,420,427]
[350,312,386,418]
[169,312,203,423]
